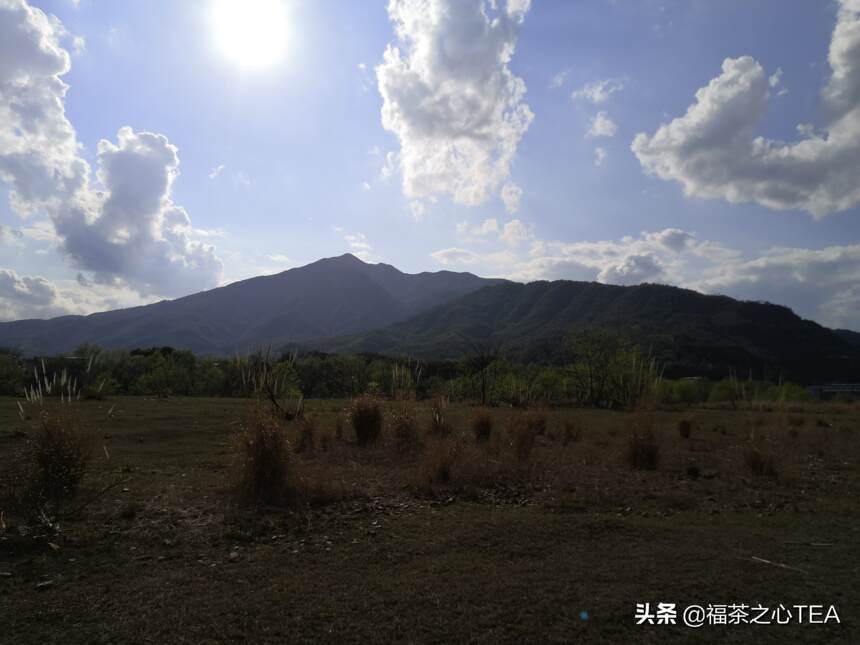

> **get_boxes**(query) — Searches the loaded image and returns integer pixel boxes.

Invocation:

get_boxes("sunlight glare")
[211,0,288,68]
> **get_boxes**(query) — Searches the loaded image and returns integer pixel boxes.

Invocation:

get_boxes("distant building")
[807,384,860,401]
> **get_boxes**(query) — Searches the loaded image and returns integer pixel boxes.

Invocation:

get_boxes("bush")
[624,416,660,470]
[470,409,493,443]
[509,414,538,463]
[389,405,420,454]
[523,409,547,436]
[429,397,453,437]
[295,415,317,455]
[678,419,692,439]
[235,407,293,506]
[2,379,92,525]
[744,446,778,478]
[349,396,382,447]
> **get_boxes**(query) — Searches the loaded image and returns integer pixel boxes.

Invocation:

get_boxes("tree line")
[0,330,814,408]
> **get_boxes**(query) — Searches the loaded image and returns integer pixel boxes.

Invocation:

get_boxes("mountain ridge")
[0,254,506,355]
[314,279,860,384]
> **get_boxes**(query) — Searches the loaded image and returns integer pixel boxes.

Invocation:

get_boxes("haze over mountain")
[0,254,505,356]
[319,280,860,384]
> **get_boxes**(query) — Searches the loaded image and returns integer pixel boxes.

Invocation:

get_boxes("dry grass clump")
[523,409,547,436]
[678,419,692,439]
[295,415,318,456]
[470,408,493,443]
[389,405,420,454]
[508,412,541,463]
[2,387,93,524]
[416,437,509,492]
[235,406,293,507]
[349,396,382,447]
[624,414,660,470]
[429,397,453,437]
[744,446,778,478]
[561,419,581,446]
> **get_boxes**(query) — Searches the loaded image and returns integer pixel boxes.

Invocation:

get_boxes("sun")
[211,0,288,68]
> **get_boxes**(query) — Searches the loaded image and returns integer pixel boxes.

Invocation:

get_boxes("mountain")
[0,254,506,355]
[835,329,860,350]
[318,280,860,383]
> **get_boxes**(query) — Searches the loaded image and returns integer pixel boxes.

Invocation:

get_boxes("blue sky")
[1,0,860,330]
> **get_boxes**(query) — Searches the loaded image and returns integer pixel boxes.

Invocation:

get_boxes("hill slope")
[319,280,860,383]
[0,254,505,355]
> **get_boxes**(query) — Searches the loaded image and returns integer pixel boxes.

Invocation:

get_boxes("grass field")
[1,396,858,644]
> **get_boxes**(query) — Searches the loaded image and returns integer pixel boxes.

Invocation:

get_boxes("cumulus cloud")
[0,265,151,321]
[690,244,860,329]
[632,0,860,217]
[376,0,534,207]
[593,147,607,166]
[571,78,624,104]
[586,111,618,138]
[0,0,223,301]
[0,267,57,306]
[499,218,530,246]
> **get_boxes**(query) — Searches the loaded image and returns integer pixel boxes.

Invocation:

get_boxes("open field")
[1,396,859,643]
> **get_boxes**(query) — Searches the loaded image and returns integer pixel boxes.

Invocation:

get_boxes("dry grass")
[470,408,493,443]
[429,397,453,437]
[623,413,660,470]
[1,402,92,524]
[234,406,293,507]
[349,396,382,447]
[744,445,779,478]
[389,404,420,454]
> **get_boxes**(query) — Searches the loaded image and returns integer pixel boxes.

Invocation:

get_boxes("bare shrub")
[2,367,93,526]
[389,405,420,454]
[678,419,692,440]
[349,396,382,447]
[295,415,317,456]
[509,414,538,463]
[524,409,547,436]
[420,439,456,486]
[470,408,493,443]
[429,397,453,438]
[562,419,581,446]
[624,415,660,470]
[334,412,345,441]
[235,406,292,507]
[744,446,778,478]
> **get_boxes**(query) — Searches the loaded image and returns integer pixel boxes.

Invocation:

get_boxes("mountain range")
[0,254,504,356]
[0,254,857,383]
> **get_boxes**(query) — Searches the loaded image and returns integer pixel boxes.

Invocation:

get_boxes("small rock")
[35,580,55,590]
[227,551,240,563]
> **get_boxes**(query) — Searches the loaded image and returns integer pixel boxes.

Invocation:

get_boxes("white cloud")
[0,266,152,321]
[632,0,860,217]
[549,68,570,89]
[501,182,523,214]
[0,0,223,301]
[586,111,618,138]
[500,218,530,246]
[431,247,481,266]
[408,200,426,221]
[376,0,534,207]
[571,78,624,104]
[593,147,608,166]
[267,254,291,263]
[208,164,225,179]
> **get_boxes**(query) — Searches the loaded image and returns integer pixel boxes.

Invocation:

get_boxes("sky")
[1,0,860,331]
